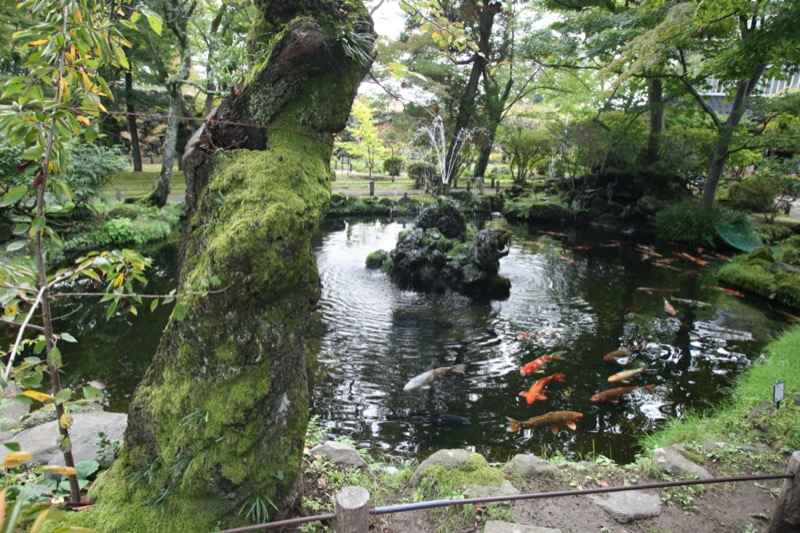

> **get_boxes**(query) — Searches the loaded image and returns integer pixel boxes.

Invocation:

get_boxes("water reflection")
[310,218,787,463]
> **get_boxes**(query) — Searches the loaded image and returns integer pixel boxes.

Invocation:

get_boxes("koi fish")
[516,332,531,341]
[572,245,591,251]
[664,298,678,316]
[579,275,590,280]
[535,328,563,339]
[560,255,578,265]
[519,373,566,405]
[599,242,621,248]
[636,244,663,257]
[682,270,699,277]
[671,297,711,308]
[602,343,644,362]
[653,263,680,271]
[403,364,465,391]
[655,258,678,264]
[506,411,583,435]
[543,231,568,237]
[635,287,679,294]
[715,253,732,262]
[520,352,564,375]
[703,286,745,298]
[624,306,637,313]
[675,252,710,268]
[666,241,688,248]
[774,309,800,324]
[590,384,655,404]
[608,366,648,383]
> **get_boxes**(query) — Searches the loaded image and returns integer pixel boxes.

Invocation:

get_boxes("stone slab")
[588,489,662,524]
[483,520,561,533]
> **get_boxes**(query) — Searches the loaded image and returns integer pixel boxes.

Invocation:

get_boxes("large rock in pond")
[368,197,511,299]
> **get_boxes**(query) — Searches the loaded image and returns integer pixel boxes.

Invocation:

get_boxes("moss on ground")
[718,243,800,310]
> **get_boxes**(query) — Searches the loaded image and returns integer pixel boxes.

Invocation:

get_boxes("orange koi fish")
[543,231,568,237]
[572,245,591,251]
[520,352,565,375]
[590,384,655,404]
[655,258,678,264]
[703,286,745,298]
[599,242,621,248]
[507,411,583,434]
[516,332,531,341]
[602,343,644,362]
[636,244,663,257]
[653,263,680,271]
[579,275,590,280]
[560,255,578,266]
[519,373,566,405]
[675,252,710,268]
[664,298,678,316]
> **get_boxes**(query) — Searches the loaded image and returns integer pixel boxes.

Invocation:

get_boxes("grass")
[103,163,186,199]
[640,325,800,453]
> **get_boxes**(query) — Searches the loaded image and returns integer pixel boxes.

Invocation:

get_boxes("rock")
[637,195,665,215]
[310,442,369,471]
[483,520,562,533]
[0,384,29,439]
[409,449,477,486]
[365,249,389,269]
[504,454,561,477]
[467,479,520,504]
[21,401,103,429]
[0,412,127,466]
[652,445,713,479]
[700,440,772,454]
[588,489,662,524]
[416,197,466,239]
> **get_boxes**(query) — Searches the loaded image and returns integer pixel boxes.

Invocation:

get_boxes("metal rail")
[216,472,793,532]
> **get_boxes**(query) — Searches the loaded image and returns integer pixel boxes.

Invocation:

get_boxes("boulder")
[467,479,520,504]
[0,411,127,466]
[652,445,713,480]
[0,385,29,440]
[409,448,477,486]
[309,442,369,471]
[588,489,662,524]
[637,195,665,215]
[504,454,561,477]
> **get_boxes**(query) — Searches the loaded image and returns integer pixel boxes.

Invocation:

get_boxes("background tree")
[341,96,389,176]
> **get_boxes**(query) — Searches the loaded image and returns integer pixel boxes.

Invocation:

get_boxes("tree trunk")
[701,67,764,209]
[443,0,498,190]
[646,77,663,165]
[87,2,374,531]
[125,70,143,172]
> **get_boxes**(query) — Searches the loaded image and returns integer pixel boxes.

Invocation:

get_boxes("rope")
[214,472,794,532]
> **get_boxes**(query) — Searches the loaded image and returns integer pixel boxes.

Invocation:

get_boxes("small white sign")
[774,381,785,408]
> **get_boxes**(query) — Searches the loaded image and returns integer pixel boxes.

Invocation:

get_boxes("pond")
[59,217,788,464]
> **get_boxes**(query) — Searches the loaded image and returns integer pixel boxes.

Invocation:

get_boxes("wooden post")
[335,486,370,533]
[769,451,800,532]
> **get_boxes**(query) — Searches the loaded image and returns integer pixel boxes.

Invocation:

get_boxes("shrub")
[383,157,404,177]
[653,203,733,247]
[407,161,436,189]
[729,174,779,213]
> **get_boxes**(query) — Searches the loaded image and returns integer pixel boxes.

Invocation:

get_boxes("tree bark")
[646,77,663,165]
[88,2,374,531]
[701,66,765,209]
[125,70,143,172]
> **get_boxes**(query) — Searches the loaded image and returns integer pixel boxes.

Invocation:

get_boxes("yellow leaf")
[59,413,73,429]
[113,273,123,288]
[30,507,50,533]
[3,451,34,469]
[129,305,138,317]
[77,116,91,126]
[28,39,48,47]
[81,71,92,92]
[73,8,82,23]
[58,77,68,103]
[40,465,77,476]
[4,304,18,317]
[97,102,107,113]
[21,390,56,403]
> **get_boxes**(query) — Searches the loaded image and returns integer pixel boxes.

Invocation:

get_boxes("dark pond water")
[58,218,788,464]
[309,218,788,463]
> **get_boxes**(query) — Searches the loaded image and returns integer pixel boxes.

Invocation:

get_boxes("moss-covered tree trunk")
[85,2,374,531]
